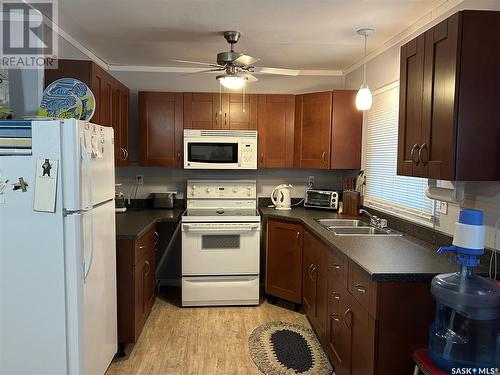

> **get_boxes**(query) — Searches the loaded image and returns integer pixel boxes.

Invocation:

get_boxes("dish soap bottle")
[429,209,500,372]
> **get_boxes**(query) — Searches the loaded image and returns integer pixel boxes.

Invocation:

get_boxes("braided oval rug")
[249,321,333,375]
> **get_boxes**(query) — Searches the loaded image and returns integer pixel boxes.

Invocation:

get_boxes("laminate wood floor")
[106,290,309,375]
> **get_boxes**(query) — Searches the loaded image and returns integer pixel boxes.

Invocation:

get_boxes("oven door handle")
[182,223,260,233]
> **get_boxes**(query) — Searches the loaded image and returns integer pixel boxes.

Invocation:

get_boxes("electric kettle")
[271,184,292,210]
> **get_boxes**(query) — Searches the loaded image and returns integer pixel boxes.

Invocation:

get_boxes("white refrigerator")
[0,119,117,375]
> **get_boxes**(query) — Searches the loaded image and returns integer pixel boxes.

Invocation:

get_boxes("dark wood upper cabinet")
[183,92,221,129]
[138,91,183,167]
[265,219,303,304]
[44,59,130,165]
[330,91,363,169]
[223,93,258,130]
[294,91,362,170]
[398,10,500,181]
[257,94,295,168]
[294,92,332,169]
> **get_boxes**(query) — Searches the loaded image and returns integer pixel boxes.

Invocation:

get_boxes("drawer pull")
[138,245,146,249]
[331,314,340,323]
[331,292,340,300]
[343,308,352,329]
[333,264,341,270]
[355,284,367,294]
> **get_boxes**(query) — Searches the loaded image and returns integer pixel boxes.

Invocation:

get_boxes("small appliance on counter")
[304,189,340,210]
[153,192,177,208]
[429,209,500,372]
[115,184,126,213]
[271,184,292,210]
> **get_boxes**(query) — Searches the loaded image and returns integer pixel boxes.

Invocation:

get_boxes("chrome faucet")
[359,209,387,229]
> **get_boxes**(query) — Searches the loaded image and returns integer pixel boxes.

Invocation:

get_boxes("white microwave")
[183,129,257,169]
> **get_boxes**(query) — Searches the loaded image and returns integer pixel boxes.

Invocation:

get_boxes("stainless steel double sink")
[315,219,403,237]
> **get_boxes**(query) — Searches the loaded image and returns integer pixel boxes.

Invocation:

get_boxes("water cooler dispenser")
[429,209,500,371]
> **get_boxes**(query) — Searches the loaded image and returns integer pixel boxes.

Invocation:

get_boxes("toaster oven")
[304,189,340,210]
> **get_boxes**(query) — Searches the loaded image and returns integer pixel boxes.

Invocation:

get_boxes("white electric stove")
[181,180,260,307]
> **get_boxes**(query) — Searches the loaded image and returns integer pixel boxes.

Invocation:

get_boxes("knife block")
[342,191,360,216]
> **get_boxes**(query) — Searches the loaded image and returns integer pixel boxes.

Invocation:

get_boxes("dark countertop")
[116,208,185,240]
[259,206,459,281]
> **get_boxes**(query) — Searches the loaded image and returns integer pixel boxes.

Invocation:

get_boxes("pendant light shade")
[356,84,372,110]
[356,28,374,111]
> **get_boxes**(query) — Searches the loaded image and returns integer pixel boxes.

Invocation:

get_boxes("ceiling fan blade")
[242,73,258,83]
[256,67,300,76]
[181,68,225,76]
[233,55,260,66]
[170,59,223,68]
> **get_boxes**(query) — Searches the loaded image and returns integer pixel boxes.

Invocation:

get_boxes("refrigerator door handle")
[81,137,94,281]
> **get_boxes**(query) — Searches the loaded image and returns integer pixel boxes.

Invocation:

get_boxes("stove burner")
[216,208,225,215]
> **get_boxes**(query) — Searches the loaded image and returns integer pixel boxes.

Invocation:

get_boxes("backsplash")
[115,167,353,200]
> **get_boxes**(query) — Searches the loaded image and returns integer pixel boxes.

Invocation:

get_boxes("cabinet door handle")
[410,143,419,165]
[138,245,146,249]
[321,151,326,162]
[296,231,301,244]
[343,308,352,329]
[215,112,218,126]
[332,264,341,270]
[224,112,227,127]
[124,149,129,160]
[145,260,150,275]
[331,292,340,300]
[177,151,181,162]
[310,266,317,281]
[331,313,340,323]
[260,153,264,164]
[307,263,314,278]
[418,143,428,166]
[154,231,159,245]
[355,284,367,294]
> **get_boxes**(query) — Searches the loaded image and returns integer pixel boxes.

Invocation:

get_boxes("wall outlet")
[307,176,315,188]
[438,200,448,215]
[136,174,144,185]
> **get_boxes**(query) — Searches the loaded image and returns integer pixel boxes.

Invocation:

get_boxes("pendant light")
[356,28,374,111]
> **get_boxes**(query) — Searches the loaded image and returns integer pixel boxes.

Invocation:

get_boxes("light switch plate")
[438,200,448,215]
[34,158,58,213]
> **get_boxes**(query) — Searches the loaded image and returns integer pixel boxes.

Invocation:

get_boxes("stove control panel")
[187,180,256,199]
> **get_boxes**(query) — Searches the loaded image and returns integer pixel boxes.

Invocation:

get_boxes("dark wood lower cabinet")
[117,227,157,348]
[265,219,303,304]
[266,219,436,375]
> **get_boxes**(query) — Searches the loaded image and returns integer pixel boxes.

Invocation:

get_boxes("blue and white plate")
[39,78,95,121]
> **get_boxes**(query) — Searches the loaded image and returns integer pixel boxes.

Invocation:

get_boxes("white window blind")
[363,82,435,222]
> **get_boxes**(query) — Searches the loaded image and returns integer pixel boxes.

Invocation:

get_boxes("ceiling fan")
[171,31,299,89]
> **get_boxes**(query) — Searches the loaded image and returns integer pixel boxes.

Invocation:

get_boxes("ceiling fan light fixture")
[217,75,247,90]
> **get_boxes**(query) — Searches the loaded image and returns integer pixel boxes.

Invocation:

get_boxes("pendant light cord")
[363,34,367,86]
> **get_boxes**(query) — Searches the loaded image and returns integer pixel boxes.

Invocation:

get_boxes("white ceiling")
[58,0,447,71]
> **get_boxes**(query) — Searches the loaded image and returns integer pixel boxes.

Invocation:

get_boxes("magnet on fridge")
[34,158,58,213]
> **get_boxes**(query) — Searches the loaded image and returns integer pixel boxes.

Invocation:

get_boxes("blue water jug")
[429,209,500,372]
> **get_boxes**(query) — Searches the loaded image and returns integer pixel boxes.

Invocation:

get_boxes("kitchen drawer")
[348,262,378,318]
[328,248,348,289]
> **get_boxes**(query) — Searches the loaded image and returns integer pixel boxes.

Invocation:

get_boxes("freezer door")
[59,120,115,210]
